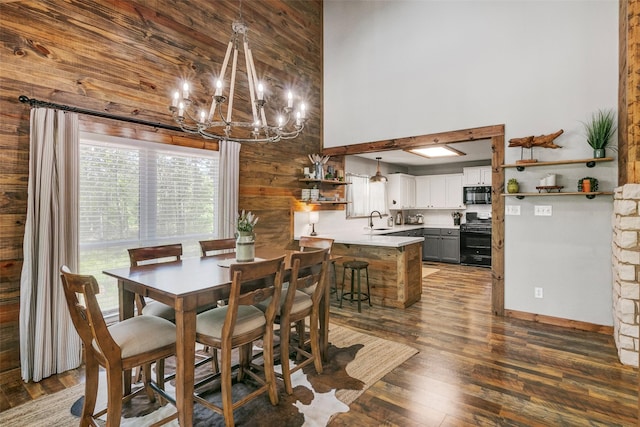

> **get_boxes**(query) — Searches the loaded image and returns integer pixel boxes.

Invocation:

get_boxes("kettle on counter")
[395,212,403,225]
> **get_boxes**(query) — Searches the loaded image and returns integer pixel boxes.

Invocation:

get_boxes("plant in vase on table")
[236,210,258,262]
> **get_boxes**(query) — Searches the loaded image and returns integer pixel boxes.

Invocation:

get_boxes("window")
[79,133,219,314]
[346,173,388,218]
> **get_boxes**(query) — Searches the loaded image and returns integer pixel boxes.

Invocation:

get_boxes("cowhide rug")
[69,325,417,426]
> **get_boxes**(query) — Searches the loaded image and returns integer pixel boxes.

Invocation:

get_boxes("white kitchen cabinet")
[445,174,464,208]
[414,176,431,207]
[463,166,492,186]
[387,173,416,209]
[415,174,464,209]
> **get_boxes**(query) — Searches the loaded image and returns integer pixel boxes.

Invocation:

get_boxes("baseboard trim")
[506,310,613,335]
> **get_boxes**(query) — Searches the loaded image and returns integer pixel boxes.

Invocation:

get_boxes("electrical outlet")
[505,205,521,215]
[534,287,543,298]
[534,205,552,216]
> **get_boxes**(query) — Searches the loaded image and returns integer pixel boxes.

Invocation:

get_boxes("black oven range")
[460,212,491,267]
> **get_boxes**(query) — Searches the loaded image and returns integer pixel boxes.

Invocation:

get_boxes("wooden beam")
[322,124,505,156]
[490,134,505,316]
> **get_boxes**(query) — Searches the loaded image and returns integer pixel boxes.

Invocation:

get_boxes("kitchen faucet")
[369,210,382,228]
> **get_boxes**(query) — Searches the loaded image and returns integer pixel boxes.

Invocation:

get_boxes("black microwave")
[463,186,491,204]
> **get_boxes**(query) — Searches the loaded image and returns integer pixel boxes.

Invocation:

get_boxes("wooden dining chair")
[193,256,285,426]
[60,266,177,427]
[199,238,236,256]
[198,238,237,369]
[299,236,338,300]
[127,243,183,321]
[272,248,330,395]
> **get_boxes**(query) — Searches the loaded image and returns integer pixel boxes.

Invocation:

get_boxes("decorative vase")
[235,233,255,262]
[507,181,519,193]
[578,177,598,193]
[593,148,606,159]
[314,162,324,180]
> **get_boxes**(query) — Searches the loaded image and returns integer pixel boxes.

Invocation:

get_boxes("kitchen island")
[295,227,424,308]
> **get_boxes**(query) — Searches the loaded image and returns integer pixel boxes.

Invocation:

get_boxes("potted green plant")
[583,109,616,158]
[507,178,519,193]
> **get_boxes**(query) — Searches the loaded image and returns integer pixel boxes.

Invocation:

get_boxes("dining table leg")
[118,280,135,395]
[319,264,331,362]
[174,304,196,426]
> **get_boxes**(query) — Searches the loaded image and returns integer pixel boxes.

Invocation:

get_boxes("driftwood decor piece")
[509,129,563,164]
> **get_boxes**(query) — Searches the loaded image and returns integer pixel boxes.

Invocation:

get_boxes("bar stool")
[340,260,372,312]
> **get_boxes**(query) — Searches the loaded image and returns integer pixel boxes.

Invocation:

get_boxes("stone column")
[612,184,640,367]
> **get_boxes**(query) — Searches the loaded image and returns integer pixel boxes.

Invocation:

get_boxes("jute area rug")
[0,324,417,426]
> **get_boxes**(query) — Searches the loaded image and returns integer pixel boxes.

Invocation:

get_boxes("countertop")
[295,224,459,248]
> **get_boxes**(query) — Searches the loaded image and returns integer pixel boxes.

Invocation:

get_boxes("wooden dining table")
[103,248,338,426]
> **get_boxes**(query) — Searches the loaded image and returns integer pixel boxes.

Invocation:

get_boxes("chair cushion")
[256,290,312,316]
[196,306,266,340]
[141,301,175,321]
[97,316,176,359]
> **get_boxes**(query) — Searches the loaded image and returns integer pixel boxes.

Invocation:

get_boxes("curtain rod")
[18,95,183,133]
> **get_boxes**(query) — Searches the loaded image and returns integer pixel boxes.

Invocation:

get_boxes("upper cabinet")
[387,173,416,209]
[463,166,492,186]
[415,174,464,209]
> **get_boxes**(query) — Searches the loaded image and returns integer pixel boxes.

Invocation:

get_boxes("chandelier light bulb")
[287,91,293,108]
[300,103,306,119]
[178,102,184,117]
[172,91,180,107]
[257,83,264,101]
[182,82,189,100]
[215,79,222,96]
[199,110,206,123]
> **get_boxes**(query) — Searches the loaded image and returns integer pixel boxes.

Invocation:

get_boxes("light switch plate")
[505,205,521,215]
[534,205,552,216]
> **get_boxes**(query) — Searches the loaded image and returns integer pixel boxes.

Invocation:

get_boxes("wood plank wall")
[0,0,323,375]
[619,0,640,185]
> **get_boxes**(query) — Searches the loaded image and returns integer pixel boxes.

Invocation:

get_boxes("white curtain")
[216,140,241,238]
[20,109,81,382]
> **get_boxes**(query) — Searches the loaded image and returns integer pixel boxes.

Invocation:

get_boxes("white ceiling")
[352,139,492,167]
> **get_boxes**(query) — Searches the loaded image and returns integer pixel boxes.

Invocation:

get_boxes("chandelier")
[169,21,306,143]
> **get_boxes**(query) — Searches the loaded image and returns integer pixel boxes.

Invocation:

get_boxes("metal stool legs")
[339,261,371,312]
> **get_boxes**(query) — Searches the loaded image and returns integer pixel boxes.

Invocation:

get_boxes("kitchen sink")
[372,227,392,231]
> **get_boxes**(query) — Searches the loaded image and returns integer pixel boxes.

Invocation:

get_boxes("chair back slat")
[223,257,285,341]
[60,266,119,361]
[199,238,236,256]
[299,236,334,254]
[288,249,330,306]
[128,243,182,266]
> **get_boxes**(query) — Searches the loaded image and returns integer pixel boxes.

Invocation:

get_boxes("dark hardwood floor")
[1,263,637,426]
[327,262,638,426]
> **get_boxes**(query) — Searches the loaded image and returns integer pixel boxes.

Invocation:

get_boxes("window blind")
[346,173,388,218]
[79,133,219,314]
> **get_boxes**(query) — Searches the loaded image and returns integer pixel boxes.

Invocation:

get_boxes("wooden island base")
[331,241,422,308]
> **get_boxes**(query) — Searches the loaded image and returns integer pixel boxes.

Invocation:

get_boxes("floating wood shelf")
[300,200,349,205]
[299,179,349,185]
[502,191,613,200]
[501,157,614,171]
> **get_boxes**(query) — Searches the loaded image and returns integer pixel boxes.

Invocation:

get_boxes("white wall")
[324,0,618,326]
